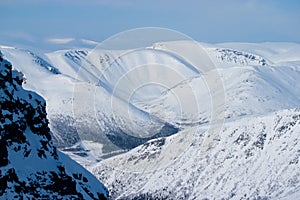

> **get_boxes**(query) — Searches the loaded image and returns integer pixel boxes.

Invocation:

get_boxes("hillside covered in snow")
[92,108,300,199]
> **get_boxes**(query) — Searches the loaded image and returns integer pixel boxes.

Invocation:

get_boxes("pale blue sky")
[0,0,299,49]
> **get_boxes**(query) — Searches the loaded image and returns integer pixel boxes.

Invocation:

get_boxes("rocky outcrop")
[0,51,108,199]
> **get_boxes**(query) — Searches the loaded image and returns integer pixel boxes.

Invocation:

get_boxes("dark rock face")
[0,51,108,199]
[215,48,268,66]
[0,51,56,159]
[25,49,61,74]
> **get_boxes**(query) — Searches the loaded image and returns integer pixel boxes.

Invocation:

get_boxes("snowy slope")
[0,52,108,199]
[0,46,179,159]
[145,61,300,126]
[1,41,300,162]
[91,108,300,199]
[117,42,300,128]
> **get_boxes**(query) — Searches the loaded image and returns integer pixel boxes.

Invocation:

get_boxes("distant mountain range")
[1,40,300,199]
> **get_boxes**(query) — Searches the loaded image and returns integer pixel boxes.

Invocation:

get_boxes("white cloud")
[47,38,75,44]
[80,39,99,45]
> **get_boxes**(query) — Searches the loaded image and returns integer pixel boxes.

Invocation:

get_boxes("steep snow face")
[92,48,199,103]
[0,52,108,199]
[91,108,300,199]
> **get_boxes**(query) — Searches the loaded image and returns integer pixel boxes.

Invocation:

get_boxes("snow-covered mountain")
[1,41,300,199]
[0,52,108,199]
[91,108,300,199]
[1,41,300,162]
